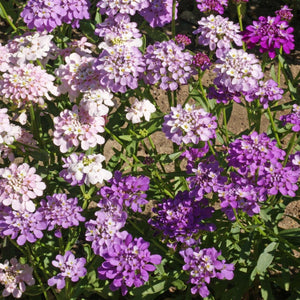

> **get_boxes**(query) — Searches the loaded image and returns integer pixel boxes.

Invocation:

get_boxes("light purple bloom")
[280,104,300,132]
[48,251,86,289]
[61,0,90,28]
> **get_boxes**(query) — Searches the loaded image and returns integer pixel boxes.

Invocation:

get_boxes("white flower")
[125,98,156,124]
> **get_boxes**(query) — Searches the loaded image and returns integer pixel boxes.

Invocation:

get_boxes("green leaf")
[279,228,300,247]
[119,135,132,142]
[256,242,278,274]
[260,275,275,300]
[171,279,187,291]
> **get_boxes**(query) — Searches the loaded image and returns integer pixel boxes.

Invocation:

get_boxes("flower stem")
[171,0,177,38]
[267,107,281,147]
[0,1,18,32]
[236,3,246,51]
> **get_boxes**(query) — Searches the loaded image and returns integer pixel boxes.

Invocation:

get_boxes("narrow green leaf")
[256,242,278,274]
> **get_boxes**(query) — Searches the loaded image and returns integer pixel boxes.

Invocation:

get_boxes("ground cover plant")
[0,0,299,299]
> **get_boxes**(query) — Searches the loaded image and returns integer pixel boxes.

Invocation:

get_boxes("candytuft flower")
[125,98,156,124]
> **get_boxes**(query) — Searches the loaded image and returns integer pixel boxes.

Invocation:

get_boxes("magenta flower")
[0,163,46,212]
[0,63,59,109]
[98,231,161,296]
[0,258,35,298]
[193,52,211,71]
[175,34,191,47]
[275,5,293,22]
[242,16,295,59]
[139,0,177,28]
[196,0,228,15]
[48,251,87,290]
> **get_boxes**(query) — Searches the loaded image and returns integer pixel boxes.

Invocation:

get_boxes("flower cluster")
[21,0,90,32]
[98,231,161,296]
[53,104,105,153]
[95,14,142,50]
[0,163,46,212]
[275,5,293,21]
[193,15,242,58]
[0,208,47,245]
[125,98,156,124]
[280,104,300,132]
[0,63,59,108]
[175,34,191,47]
[60,153,112,185]
[162,104,217,145]
[48,251,87,289]
[242,16,295,59]
[38,193,85,237]
[98,171,150,212]
[193,52,211,71]
[149,191,215,249]
[196,0,228,15]
[0,258,35,298]
[95,46,145,93]
[144,40,195,90]
[180,247,234,298]
[213,49,264,94]
[55,53,100,101]
[97,0,149,16]
[139,0,176,28]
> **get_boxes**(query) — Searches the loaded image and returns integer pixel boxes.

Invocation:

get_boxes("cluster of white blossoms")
[125,98,156,124]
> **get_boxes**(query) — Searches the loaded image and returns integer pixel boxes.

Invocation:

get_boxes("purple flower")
[61,0,90,28]
[139,0,177,28]
[196,0,228,15]
[38,193,85,237]
[243,16,295,59]
[175,34,191,47]
[149,191,215,249]
[0,208,47,245]
[213,49,264,94]
[98,171,149,213]
[280,104,300,132]
[94,45,145,93]
[245,79,283,108]
[208,86,241,104]
[193,52,211,71]
[193,15,242,59]
[48,251,86,289]
[21,0,67,32]
[98,231,161,296]
[180,247,234,298]
[275,5,293,22]
[143,40,196,91]
[162,104,217,145]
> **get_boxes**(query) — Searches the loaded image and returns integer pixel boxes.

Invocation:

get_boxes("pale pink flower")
[0,258,35,298]
[0,43,11,72]
[126,98,156,124]
[0,163,46,212]
[0,63,59,108]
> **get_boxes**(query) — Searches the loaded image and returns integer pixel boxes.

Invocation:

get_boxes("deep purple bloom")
[149,191,215,249]
[38,193,85,238]
[180,247,234,298]
[175,34,191,47]
[98,231,161,296]
[193,53,211,71]
[243,16,295,59]
[275,5,293,22]
[208,86,241,104]
[139,0,176,28]
[48,251,86,289]
[196,0,228,15]
[280,104,300,132]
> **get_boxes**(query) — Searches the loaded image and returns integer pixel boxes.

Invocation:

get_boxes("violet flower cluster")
[149,191,215,249]
[180,247,234,298]
[242,15,295,59]
[0,258,35,298]
[162,104,217,145]
[139,0,177,28]
[98,231,161,296]
[280,104,300,132]
[193,53,211,71]
[48,251,87,289]
[143,40,196,91]
[60,153,112,186]
[175,34,191,47]
[275,5,293,21]
[21,0,90,32]
[196,0,228,15]
[193,15,242,59]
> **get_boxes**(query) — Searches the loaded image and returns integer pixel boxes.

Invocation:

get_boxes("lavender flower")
[196,0,228,15]
[213,49,264,94]
[162,104,217,145]
[0,258,35,298]
[48,251,87,289]
[139,0,177,28]
[243,16,295,59]
[21,0,67,32]
[98,231,161,296]
[61,0,90,28]
[180,247,234,298]
[193,15,242,59]
[143,40,196,91]
[149,191,215,249]
[38,193,85,238]
[1,208,47,245]
[280,104,300,132]
[94,45,145,93]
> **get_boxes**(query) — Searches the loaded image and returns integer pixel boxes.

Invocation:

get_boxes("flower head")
[125,98,156,124]
[280,104,300,132]
[196,0,228,15]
